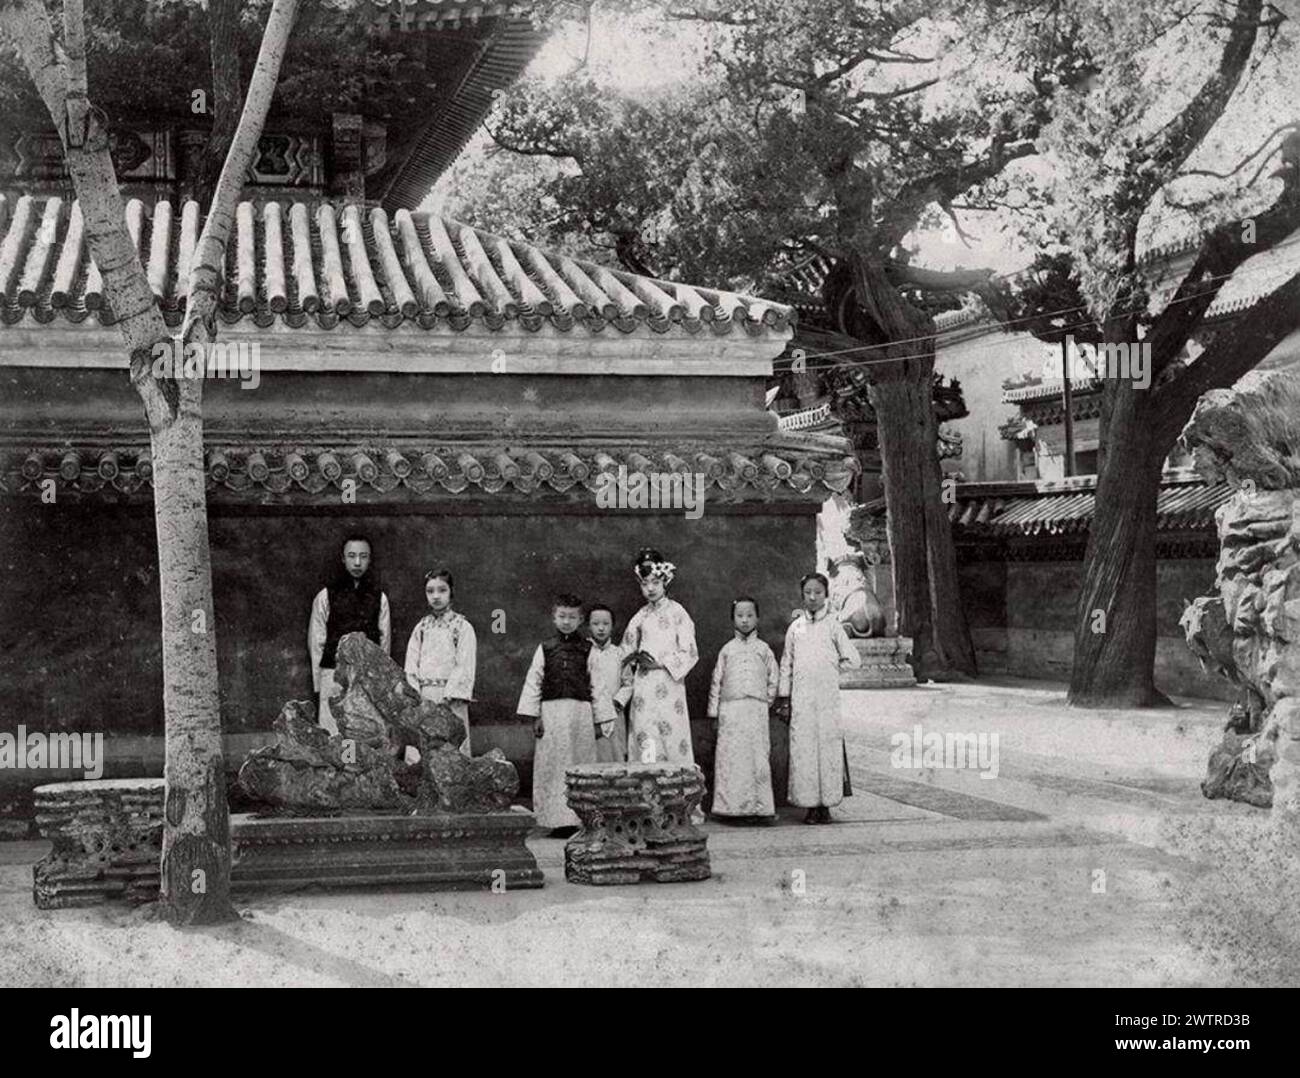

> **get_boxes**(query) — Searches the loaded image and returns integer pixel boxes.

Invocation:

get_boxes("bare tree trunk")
[851,252,976,679]
[162,0,301,924]
[3,0,301,924]
[152,409,229,918]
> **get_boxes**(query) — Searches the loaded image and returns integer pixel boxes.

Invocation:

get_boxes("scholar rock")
[418,747,518,814]
[1182,369,1300,820]
[237,634,514,816]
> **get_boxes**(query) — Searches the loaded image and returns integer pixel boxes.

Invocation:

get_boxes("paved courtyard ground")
[2,676,1297,987]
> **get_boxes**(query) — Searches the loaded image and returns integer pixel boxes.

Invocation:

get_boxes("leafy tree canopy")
[0,0,422,129]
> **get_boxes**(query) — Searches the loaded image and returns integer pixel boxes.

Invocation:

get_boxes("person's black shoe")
[816,806,833,824]
[803,809,818,825]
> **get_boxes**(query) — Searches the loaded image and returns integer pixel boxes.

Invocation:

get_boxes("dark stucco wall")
[956,553,1231,701]
[0,500,815,804]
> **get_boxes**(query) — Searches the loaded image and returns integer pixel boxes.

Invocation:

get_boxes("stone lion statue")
[827,554,887,637]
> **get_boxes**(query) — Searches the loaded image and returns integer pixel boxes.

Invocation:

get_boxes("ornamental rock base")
[32,778,164,909]
[237,636,517,815]
[563,763,710,885]
[1182,369,1300,819]
[840,636,917,689]
[229,808,544,892]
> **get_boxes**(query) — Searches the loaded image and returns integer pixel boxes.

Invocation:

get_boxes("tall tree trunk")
[4,0,300,923]
[1067,273,1300,708]
[161,0,301,924]
[851,252,976,679]
[153,408,230,921]
[1067,378,1171,707]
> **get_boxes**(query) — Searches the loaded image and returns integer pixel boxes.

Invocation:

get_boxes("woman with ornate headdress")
[614,548,699,766]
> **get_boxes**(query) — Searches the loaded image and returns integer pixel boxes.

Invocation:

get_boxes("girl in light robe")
[405,568,478,755]
[614,548,698,767]
[777,573,861,824]
[708,596,779,821]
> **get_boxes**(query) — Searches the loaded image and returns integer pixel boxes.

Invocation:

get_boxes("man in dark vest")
[307,535,391,733]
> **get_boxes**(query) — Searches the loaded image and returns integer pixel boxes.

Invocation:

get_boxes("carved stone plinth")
[840,636,916,688]
[229,808,544,892]
[563,763,710,885]
[32,778,164,909]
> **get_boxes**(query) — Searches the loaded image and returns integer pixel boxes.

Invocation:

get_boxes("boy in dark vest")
[308,535,391,734]
[516,594,600,836]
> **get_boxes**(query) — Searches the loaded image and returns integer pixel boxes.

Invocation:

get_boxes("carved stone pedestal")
[229,807,544,892]
[32,778,164,909]
[564,763,710,885]
[840,636,916,688]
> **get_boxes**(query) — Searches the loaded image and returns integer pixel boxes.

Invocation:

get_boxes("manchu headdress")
[632,547,676,586]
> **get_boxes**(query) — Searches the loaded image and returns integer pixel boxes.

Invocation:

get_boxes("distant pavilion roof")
[949,470,1230,539]
[1002,376,1103,404]
[0,194,792,366]
[772,230,1300,337]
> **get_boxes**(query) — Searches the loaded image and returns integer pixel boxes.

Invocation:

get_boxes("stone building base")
[229,808,543,892]
[30,777,544,906]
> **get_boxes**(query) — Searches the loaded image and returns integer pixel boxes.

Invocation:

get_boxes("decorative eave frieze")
[0,443,859,504]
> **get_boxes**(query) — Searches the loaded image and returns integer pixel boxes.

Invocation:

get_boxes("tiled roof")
[1002,376,1102,403]
[949,471,1231,537]
[0,195,791,340]
[1,443,859,500]
[368,1,532,30]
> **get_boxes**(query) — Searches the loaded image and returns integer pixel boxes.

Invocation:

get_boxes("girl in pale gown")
[404,568,478,755]
[614,548,698,766]
[707,596,779,821]
[776,572,861,824]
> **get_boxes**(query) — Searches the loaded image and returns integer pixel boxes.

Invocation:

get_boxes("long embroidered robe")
[615,597,698,764]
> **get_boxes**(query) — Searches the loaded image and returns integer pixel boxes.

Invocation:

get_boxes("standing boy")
[587,604,626,763]
[516,595,600,835]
